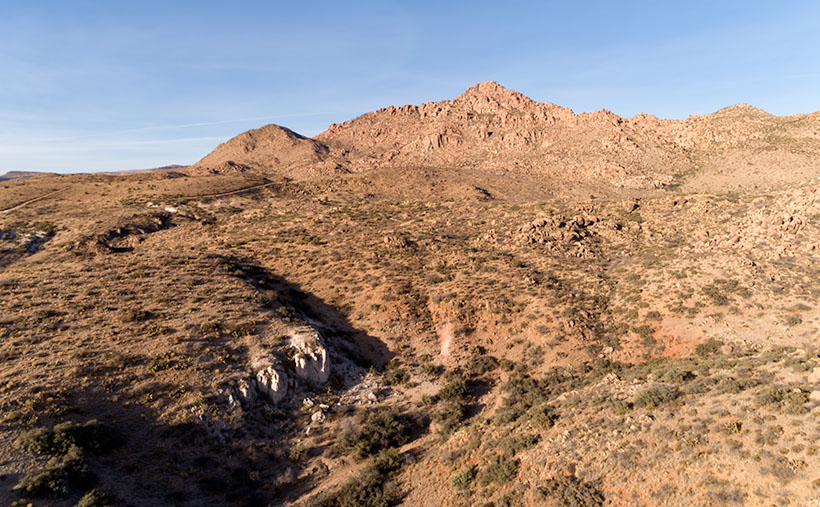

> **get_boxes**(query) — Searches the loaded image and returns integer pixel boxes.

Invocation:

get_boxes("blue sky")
[2,1,820,173]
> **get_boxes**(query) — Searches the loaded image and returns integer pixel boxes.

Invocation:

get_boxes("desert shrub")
[492,374,568,426]
[759,346,792,364]
[499,433,539,458]
[653,364,695,383]
[76,489,117,507]
[147,355,172,373]
[382,368,409,386]
[608,398,632,414]
[759,455,802,483]
[784,315,802,326]
[527,402,558,428]
[440,448,465,465]
[696,339,724,357]
[754,386,808,410]
[429,375,473,437]
[784,355,816,372]
[478,457,519,486]
[633,384,680,408]
[783,390,810,414]
[715,375,762,394]
[632,325,655,341]
[18,420,122,455]
[496,490,526,507]
[450,464,477,490]
[419,394,435,406]
[125,308,152,322]
[437,378,467,401]
[493,404,527,425]
[312,450,402,507]
[371,448,401,475]
[703,287,729,306]
[526,345,545,367]
[536,475,605,506]
[30,221,58,235]
[16,445,94,498]
[421,364,440,377]
[288,443,307,462]
[312,472,395,507]
[433,399,469,438]
[337,407,411,459]
[466,355,498,376]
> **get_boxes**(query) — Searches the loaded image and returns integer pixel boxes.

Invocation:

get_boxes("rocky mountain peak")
[454,80,534,113]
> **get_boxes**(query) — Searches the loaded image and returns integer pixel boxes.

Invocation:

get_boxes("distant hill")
[188,124,344,179]
[0,170,56,182]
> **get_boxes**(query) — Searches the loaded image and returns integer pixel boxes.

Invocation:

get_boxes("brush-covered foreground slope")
[190,82,820,192]
[2,163,820,506]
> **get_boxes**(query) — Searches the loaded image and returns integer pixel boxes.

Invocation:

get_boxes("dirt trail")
[438,322,454,359]
[0,187,67,215]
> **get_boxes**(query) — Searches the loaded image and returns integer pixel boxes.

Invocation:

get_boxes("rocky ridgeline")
[316,81,688,188]
[188,81,820,190]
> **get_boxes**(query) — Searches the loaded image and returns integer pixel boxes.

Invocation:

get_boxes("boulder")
[288,326,330,384]
[235,377,257,407]
[252,357,289,404]
[808,367,820,385]
[311,410,326,424]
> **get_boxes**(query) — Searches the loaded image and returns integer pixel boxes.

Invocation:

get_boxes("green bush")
[499,434,539,458]
[537,475,605,505]
[147,356,172,373]
[695,339,724,357]
[654,365,695,383]
[633,384,680,408]
[433,399,469,438]
[312,449,402,506]
[76,489,117,507]
[493,405,527,425]
[478,457,519,486]
[18,420,122,455]
[756,386,787,406]
[784,315,802,326]
[288,443,307,462]
[466,355,498,376]
[16,445,94,498]
[337,407,411,459]
[756,386,809,414]
[527,403,557,428]
[371,448,401,475]
[450,464,477,490]
[492,374,565,426]
[382,368,409,386]
[437,378,467,401]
